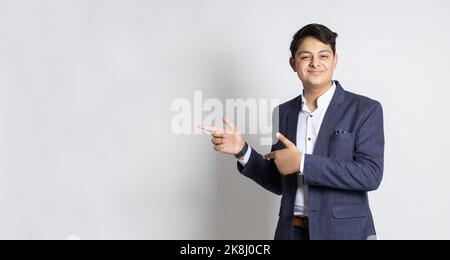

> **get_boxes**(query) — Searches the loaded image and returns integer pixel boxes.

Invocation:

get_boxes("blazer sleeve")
[303,102,385,191]
[236,107,283,195]
[237,147,282,195]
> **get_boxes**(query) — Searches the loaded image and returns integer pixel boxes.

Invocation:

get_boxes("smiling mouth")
[308,71,324,76]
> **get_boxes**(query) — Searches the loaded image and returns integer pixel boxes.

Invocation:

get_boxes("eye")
[320,55,329,59]
[300,56,311,60]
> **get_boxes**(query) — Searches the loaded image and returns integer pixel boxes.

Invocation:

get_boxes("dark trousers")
[292,226,310,240]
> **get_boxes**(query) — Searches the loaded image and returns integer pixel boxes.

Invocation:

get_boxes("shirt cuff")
[238,146,252,166]
[299,153,305,175]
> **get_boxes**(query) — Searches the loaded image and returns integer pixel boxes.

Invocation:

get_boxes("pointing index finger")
[198,125,223,134]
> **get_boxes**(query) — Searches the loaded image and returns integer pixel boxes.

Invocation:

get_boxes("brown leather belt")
[293,216,309,229]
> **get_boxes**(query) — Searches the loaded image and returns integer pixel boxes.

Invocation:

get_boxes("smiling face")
[290,36,338,90]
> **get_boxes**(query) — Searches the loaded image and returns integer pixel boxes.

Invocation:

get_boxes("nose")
[309,58,320,68]
[309,57,320,68]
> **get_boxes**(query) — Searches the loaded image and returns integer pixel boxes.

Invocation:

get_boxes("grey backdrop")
[1,0,449,239]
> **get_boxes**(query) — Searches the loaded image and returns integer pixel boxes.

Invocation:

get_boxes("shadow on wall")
[208,54,278,240]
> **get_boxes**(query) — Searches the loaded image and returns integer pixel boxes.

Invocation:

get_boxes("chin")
[305,78,328,88]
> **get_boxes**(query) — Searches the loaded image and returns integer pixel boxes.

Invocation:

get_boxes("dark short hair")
[290,24,338,57]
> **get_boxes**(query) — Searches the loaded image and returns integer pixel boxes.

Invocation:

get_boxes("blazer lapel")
[314,81,346,156]
[283,95,302,198]
[285,96,301,145]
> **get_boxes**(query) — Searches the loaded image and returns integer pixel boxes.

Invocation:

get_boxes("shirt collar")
[301,81,336,113]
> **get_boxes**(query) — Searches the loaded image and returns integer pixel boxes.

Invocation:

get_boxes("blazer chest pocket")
[328,133,354,161]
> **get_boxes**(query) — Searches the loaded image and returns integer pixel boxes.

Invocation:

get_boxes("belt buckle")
[293,216,308,228]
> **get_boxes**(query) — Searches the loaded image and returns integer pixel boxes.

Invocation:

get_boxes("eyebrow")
[297,50,332,55]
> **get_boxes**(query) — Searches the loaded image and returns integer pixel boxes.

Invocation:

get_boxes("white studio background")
[0,0,449,240]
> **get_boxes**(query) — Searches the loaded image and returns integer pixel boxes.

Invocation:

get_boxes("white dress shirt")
[239,82,336,217]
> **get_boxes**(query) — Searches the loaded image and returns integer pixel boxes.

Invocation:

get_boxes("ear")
[333,53,339,69]
[289,57,297,72]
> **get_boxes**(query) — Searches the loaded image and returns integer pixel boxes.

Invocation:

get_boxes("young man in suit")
[201,24,384,240]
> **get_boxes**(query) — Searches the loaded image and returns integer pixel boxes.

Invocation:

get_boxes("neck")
[303,81,333,111]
